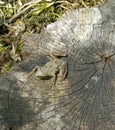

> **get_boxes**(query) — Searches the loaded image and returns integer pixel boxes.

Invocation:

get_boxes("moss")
[16,40,23,54]
[0,42,8,53]
[1,62,11,74]
[23,1,68,32]
[78,0,105,7]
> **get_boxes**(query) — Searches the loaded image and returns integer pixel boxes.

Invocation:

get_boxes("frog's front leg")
[47,53,67,60]
[58,61,67,82]
[6,127,14,130]
[28,65,40,77]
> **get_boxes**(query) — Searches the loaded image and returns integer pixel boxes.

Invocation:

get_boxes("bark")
[0,0,115,129]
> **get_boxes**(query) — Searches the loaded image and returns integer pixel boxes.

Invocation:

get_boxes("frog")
[29,54,67,87]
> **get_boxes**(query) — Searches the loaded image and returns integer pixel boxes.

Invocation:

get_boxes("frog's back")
[39,59,60,77]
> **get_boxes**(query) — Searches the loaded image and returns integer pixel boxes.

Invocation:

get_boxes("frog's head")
[35,67,52,79]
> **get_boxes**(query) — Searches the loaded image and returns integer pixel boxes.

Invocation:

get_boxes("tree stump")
[0,0,114,129]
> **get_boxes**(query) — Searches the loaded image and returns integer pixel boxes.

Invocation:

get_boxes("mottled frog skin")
[29,55,67,86]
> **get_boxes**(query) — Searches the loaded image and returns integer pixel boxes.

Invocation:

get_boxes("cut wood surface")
[0,0,115,129]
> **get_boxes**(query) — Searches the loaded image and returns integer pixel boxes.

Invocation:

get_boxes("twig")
[0,0,5,4]
[17,0,38,12]
[81,0,88,8]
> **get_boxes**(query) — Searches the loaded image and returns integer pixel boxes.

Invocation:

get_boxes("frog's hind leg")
[51,74,57,87]
[58,61,67,82]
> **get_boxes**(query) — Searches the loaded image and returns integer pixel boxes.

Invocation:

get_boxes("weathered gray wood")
[0,0,115,129]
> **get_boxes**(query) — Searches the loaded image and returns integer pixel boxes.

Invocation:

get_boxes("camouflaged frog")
[29,54,67,87]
